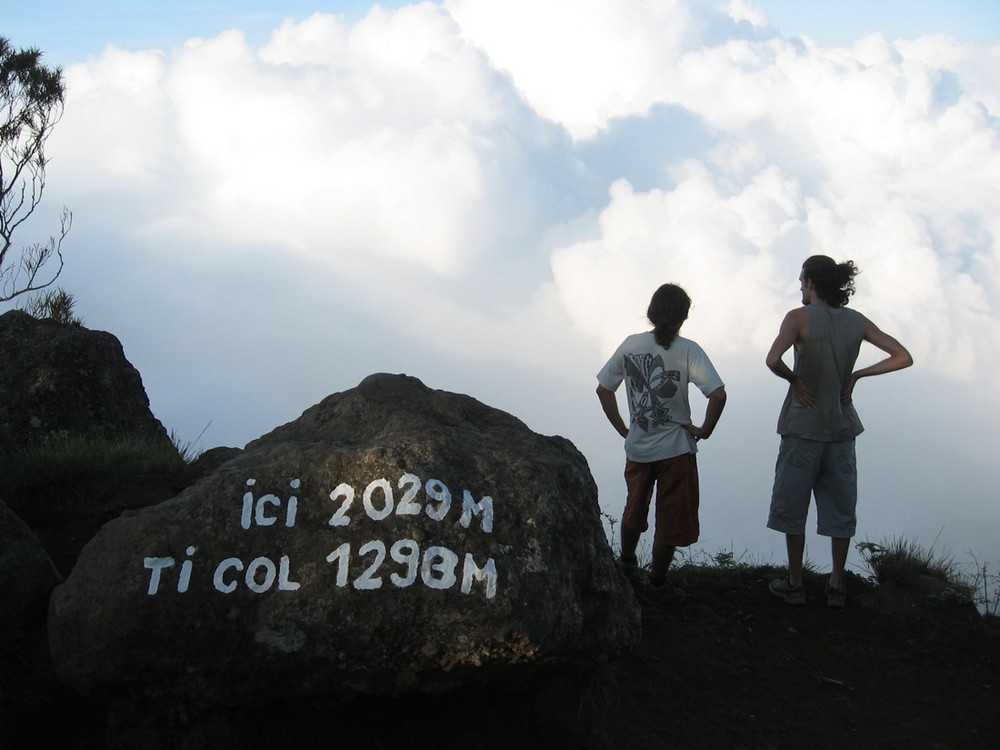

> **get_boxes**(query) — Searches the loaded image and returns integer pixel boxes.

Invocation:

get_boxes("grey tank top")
[776,305,865,441]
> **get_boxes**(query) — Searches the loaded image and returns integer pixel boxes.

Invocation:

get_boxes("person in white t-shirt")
[596,283,727,601]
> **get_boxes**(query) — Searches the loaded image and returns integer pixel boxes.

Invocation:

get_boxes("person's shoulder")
[606,330,654,357]
[843,306,865,320]
[783,306,810,326]
[836,306,866,326]
[672,334,698,348]
[620,330,655,347]
[673,335,711,356]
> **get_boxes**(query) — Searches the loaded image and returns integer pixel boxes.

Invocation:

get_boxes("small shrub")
[856,537,959,586]
[856,536,976,608]
[18,287,84,326]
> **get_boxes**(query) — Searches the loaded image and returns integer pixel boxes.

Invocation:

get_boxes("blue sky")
[7,1,412,64]
[754,0,1000,46]
[6,1,1000,67]
[3,1,999,575]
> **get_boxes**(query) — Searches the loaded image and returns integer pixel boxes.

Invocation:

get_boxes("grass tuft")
[0,432,197,505]
[856,536,977,609]
[856,536,960,587]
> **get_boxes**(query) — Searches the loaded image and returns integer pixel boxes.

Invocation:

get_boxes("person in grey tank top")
[764,256,912,607]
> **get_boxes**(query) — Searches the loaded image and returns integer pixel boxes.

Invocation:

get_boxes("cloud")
[534,12,1000,383]
[31,0,1000,567]
[55,5,561,286]
[445,0,773,140]
[57,47,172,189]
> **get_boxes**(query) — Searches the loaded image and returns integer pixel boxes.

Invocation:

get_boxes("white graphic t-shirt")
[597,332,724,462]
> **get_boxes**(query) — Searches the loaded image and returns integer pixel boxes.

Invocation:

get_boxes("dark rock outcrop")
[0,499,62,629]
[186,446,244,482]
[48,374,640,706]
[0,310,170,447]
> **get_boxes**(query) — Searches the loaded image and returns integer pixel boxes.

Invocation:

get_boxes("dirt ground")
[5,488,999,750]
[592,566,1000,750]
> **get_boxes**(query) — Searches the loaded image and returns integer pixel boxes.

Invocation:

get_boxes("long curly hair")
[647,283,691,349]
[802,255,859,308]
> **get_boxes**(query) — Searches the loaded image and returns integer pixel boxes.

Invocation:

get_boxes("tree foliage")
[0,37,70,303]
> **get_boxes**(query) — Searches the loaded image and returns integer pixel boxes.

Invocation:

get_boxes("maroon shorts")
[622,453,700,547]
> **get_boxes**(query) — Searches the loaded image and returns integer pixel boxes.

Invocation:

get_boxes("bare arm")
[765,308,818,407]
[596,384,629,439]
[683,386,727,441]
[841,315,913,403]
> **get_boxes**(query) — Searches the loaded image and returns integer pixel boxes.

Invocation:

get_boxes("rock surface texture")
[0,499,62,628]
[48,373,640,704]
[0,310,169,446]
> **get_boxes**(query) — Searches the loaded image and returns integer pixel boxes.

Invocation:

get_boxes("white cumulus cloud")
[27,0,1000,570]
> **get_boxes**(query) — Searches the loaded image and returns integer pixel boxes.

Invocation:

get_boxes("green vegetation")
[856,536,961,587]
[676,544,766,570]
[857,536,999,615]
[0,432,197,504]
[18,286,83,325]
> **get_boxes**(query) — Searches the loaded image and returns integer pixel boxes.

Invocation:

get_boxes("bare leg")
[650,541,676,583]
[620,524,641,563]
[829,537,850,590]
[785,534,806,587]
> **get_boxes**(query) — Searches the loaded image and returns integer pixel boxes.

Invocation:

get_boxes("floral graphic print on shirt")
[624,352,680,432]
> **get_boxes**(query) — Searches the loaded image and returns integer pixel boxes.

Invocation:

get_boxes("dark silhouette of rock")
[187,446,244,482]
[0,499,62,629]
[0,310,170,447]
[48,373,640,707]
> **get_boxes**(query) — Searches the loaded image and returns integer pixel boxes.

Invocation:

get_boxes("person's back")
[777,305,864,441]
[611,330,715,462]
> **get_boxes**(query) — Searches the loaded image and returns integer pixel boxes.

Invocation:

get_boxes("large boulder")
[0,309,170,447]
[0,499,62,628]
[48,374,640,706]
